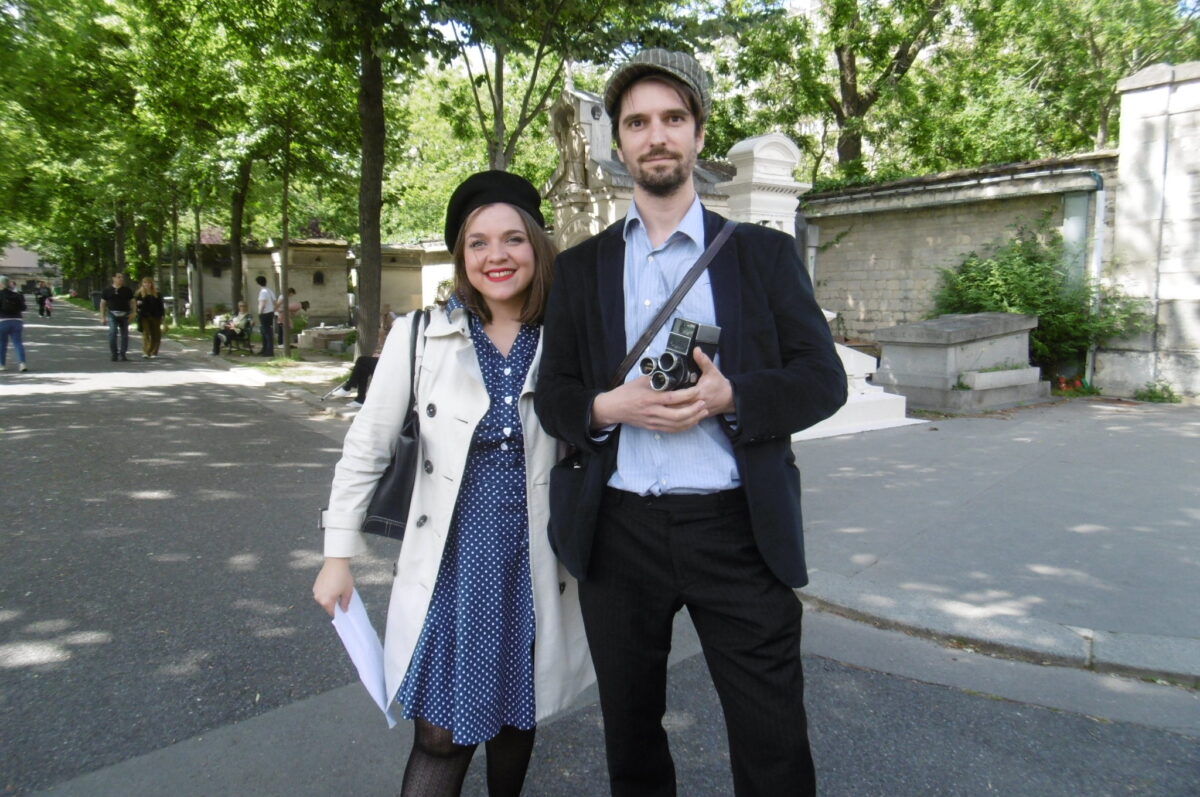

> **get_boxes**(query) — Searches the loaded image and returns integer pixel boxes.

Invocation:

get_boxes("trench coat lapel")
[705,209,742,377]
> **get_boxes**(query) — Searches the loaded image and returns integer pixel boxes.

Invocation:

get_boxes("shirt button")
[500,442,509,451]
[643,299,651,307]
[654,433,661,440]
[426,403,436,417]
[423,460,433,474]
[504,367,511,376]
[648,255,655,263]
[504,396,513,405]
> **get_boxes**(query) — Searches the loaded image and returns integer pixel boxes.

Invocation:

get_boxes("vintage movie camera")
[640,317,721,392]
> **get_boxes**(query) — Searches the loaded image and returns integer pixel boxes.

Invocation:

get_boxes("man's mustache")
[639,148,680,164]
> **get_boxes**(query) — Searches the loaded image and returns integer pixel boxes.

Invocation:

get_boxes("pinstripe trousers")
[578,487,817,797]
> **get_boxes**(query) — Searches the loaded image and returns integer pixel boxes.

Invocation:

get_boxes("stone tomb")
[873,312,1050,412]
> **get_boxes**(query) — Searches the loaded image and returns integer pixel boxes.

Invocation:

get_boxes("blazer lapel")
[596,225,627,377]
[705,210,742,377]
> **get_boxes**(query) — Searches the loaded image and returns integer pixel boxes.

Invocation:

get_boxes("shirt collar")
[623,195,705,250]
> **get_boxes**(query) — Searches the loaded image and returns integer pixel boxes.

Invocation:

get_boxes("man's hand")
[592,374,708,433]
[690,347,736,417]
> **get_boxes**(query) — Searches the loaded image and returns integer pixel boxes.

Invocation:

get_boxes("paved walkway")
[18,301,1198,687]
[181,307,1200,688]
[793,398,1200,687]
[10,301,1197,796]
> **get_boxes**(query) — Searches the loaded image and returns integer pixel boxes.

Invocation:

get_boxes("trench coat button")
[559,581,566,595]
[415,514,428,527]
[423,460,433,474]
[392,562,398,577]
[426,403,436,417]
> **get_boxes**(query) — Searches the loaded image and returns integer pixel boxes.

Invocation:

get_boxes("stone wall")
[1095,62,1200,397]
[803,153,1119,342]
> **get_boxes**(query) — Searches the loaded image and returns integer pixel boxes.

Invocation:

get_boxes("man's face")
[616,79,704,198]
[113,274,125,287]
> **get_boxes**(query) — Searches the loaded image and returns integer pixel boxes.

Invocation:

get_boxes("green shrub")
[931,223,1151,375]
[1133,380,1181,403]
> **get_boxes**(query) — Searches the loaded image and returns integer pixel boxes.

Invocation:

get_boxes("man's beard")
[632,148,694,197]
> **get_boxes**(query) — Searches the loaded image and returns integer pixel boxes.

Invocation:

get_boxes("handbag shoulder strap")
[405,309,427,414]
[608,219,737,391]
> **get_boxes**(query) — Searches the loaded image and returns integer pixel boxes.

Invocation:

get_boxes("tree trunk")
[356,24,386,357]
[114,202,128,274]
[230,158,253,307]
[133,218,152,277]
[489,46,508,170]
[281,132,292,359]
[193,206,205,331]
[170,197,181,326]
[153,213,164,287]
[836,129,864,172]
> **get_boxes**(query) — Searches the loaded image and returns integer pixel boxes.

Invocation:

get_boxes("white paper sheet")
[332,589,398,728]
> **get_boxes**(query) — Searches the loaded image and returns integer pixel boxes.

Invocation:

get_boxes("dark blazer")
[535,208,847,588]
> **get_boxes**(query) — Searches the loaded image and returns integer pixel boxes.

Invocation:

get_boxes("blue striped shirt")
[608,198,740,495]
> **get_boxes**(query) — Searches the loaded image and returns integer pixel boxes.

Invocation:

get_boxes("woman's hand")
[313,557,355,616]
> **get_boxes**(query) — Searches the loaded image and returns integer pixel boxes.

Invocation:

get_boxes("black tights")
[401,718,536,797]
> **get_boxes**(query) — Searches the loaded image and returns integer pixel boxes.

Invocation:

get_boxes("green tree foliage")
[434,0,687,171]
[876,0,1200,172]
[726,0,957,178]
[932,224,1152,374]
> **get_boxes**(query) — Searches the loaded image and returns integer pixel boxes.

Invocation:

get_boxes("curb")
[798,570,1200,689]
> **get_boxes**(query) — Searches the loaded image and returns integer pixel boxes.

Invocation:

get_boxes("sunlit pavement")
[4,301,1198,796]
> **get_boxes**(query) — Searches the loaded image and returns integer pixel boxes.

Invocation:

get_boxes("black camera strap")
[608,219,738,391]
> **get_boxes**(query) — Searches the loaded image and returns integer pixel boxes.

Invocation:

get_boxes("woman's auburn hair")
[448,203,557,325]
[137,278,159,298]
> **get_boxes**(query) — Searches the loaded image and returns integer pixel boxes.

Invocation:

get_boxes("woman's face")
[142,278,154,292]
[463,203,535,317]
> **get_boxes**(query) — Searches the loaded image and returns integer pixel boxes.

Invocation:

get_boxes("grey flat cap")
[603,48,711,121]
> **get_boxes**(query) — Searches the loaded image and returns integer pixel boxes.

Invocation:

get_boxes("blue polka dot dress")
[396,304,540,745]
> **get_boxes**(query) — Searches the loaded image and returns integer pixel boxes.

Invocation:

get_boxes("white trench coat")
[323,306,594,723]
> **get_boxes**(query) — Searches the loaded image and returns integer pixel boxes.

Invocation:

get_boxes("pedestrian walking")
[535,49,848,797]
[135,276,166,358]
[34,281,52,317]
[313,171,593,797]
[99,273,135,362]
[255,275,276,357]
[0,275,29,372]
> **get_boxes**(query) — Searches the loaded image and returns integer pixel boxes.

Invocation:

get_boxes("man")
[99,272,135,362]
[255,275,276,357]
[535,49,847,796]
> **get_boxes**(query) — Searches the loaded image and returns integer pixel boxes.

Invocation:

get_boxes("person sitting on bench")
[211,302,253,354]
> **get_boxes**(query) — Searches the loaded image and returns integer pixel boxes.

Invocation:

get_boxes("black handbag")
[547,220,737,574]
[361,309,427,540]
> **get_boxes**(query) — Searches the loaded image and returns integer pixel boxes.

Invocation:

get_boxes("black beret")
[444,170,545,251]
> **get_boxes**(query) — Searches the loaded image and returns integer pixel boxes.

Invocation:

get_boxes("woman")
[0,275,29,372]
[135,277,166,358]
[313,171,592,796]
